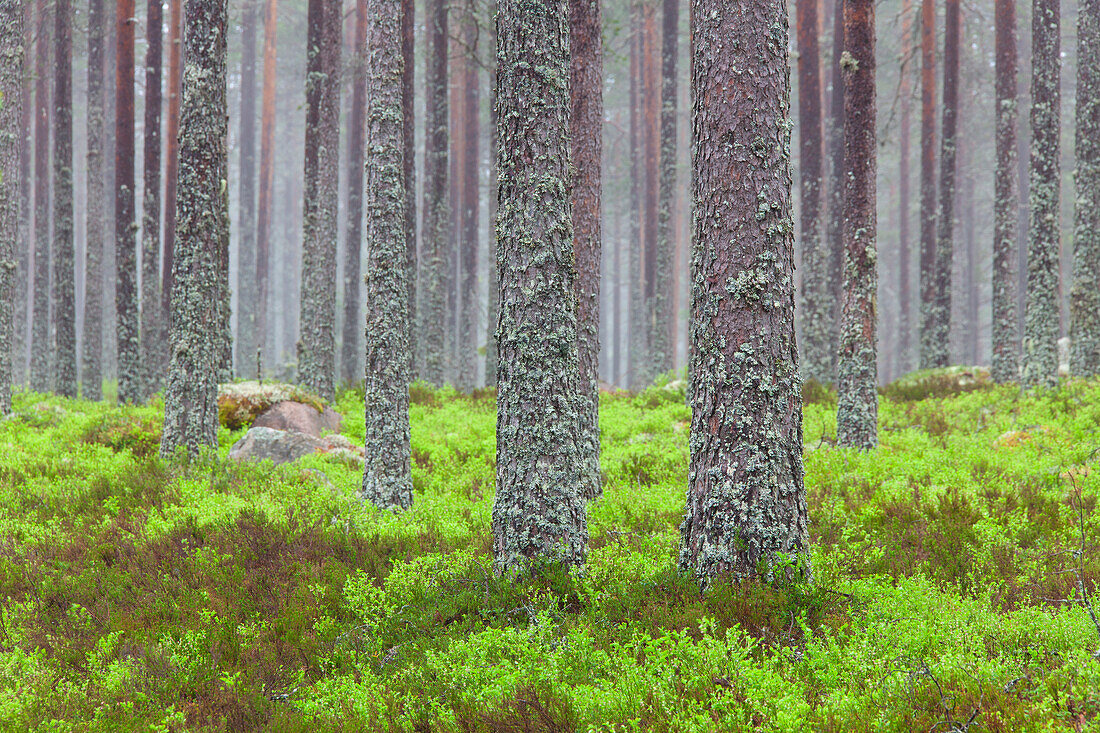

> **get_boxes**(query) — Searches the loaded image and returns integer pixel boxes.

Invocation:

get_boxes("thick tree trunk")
[297,0,342,401]
[115,0,140,403]
[797,0,827,383]
[256,0,277,372]
[422,0,448,385]
[361,0,412,509]
[653,0,677,379]
[681,0,809,584]
[53,0,76,397]
[930,0,959,365]
[1023,0,1060,387]
[0,0,24,413]
[140,0,164,397]
[917,0,938,368]
[236,0,259,377]
[457,8,480,392]
[571,0,602,500]
[341,0,367,384]
[1070,0,1100,376]
[992,0,1019,382]
[897,0,912,376]
[82,0,107,400]
[160,0,228,457]
[493,0,587,574]
[403,0,417,383]
[30,0,50,392]
[162,0,182,335]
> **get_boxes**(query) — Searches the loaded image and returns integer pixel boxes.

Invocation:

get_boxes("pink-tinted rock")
[252,400,342,437]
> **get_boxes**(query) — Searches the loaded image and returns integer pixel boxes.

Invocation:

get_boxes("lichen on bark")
[82,0,107,401]
[992,0,1019,383]
[140,0,165,398]
[52,0,76,398]
[0,0,25,413]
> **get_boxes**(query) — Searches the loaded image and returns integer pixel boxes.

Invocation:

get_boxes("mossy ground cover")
[1,374,1098,731]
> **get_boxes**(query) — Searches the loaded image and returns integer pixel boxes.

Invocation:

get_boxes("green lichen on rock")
[216,381,326,430]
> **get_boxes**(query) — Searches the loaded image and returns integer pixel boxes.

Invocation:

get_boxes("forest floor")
[1,371,1098,731]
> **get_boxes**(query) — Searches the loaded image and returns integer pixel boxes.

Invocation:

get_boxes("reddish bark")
[256,0,277,367]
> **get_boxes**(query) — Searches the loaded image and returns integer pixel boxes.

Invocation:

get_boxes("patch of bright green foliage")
[0,373,1098,731]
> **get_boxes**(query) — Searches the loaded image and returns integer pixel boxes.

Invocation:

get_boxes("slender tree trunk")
[403,0,417,383]
[236,0,259,377]
[361,0,412,509]
[446,31,463,386]
[1023,0,1060,387]
[115,0,140,403]
[655,0,677,378]
[929,0,959,366]
[256,0,277,374]
[82,0,107,399]
[484,1,499,386]
[0,0,24,413]
[628,5,645,388]
[797,0,827,382]
[140,0,164,397]
[824,0,844,377]
[571,0,602,500]
[1071,0,1100,376]
[422,0,448,385]
[493,0,587,574]
[341,0,367,384]
[161,0,228,457]
[681,0,809,583]
[162,0,182,336]
[52,0,76,397]
[457,7,480,392]
[964,167,979,362]
[29,0,50,392]
[897,0,912,376]
[992,0,1019,382]
[13,1,31,388]
[298,0,343,401]
[917,0,938,368]
[641,3,660,381]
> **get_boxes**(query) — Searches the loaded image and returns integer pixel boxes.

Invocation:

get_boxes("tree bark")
[0,0,24,413]
[82,0,107,400]
[653,0,677,379]
[797,0,827,383]
[628,5,645,388]
[681,0,810,584]
[1023,0,1060,387]
[917,0,938,368]
[297,0,342,401]
[930,0,959,366]
[403,0,417,383]
[256,0,277,372]
[236,0,259,377]
[115,0,140,403]
[484,1,499,386]
[457,7,480,392]
[160,0,228,457]
[421,0,448,386]
[13,1,31,388]
[29,0,50,393]
[1070,0,1100,376]
[140,0,164,397]
[341,0,368,384]
[361,0,412,509]
[992,0,1019,382]
[162,0,182,336]
[493,0,588,574]
[641,3,661,381]
[836,0,876,449]
[53,0,76,397]
[823,0,844,378]
[897,0,912,376]
[571,0,602,500]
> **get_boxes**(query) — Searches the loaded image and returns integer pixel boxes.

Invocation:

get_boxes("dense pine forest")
[0,0,1098,729]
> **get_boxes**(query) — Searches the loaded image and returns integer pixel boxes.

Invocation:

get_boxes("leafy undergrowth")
[1,372,1099,731]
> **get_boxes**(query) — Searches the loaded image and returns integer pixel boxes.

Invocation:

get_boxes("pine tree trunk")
[256,0,277,373]
[897,0,912,376]
[917,0,938,368]
[570,0,602,500]
[653,0,677,379]
[628,6,645,388]
[930,0,959,365]
[361,0,412,509]
[140,0,164,397]
[52,0,76,397]
[681,0,809,584]
[446,33,462,386]
[29,0,50,393]
[1070,0,1100,376]
[824,0,844,377]
[82,0,107,400]
[403,0,417,383]
[992,0,1019,382]
[457,8,480,393]
[797,0,827,383]
[236,0,259,378]
[641,3,661,381]
[493,0,588,574]
[160,0,228,457]
[422,0,448,386]
[13,1,31,388]
[162,0,182,336]
[115,0,140,403]
[484,1,499,386]
[1023,0,1060,387]
[0,0,24,413]
[341,0,368,384]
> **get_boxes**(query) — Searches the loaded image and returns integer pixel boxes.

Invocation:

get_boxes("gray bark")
[236,0,258,377]
[115,0,140,404]
[82,0,106,400]
[992,0,1019,382]
[140,0,164,397]
[53,0,76,397]
[1071,0,1100,376]
[0,0,24,413]
[29,0,49,393]
[421,0,448,386]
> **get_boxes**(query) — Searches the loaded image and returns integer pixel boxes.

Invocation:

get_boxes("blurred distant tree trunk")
[341,0,367,384]
[361,0,412,509]
[458,4,480,392]
[162,0,182,338]
[422,0,448,386]
[797,0,828,383]
[1070,0,1100,376]
[628,5,644,388]
[141,0,165,397]
[403,0,417,382]
[917,0,937,369]
[83,0,107,400]
[53,0,76,398]
[446,31,462,385]
[484,1,498,386]
[824,0,844,379]
[1023,0,1060,387]
[930,0,959,366]
[640,3,661,381]
[0,0,24,413]
[653,0,676,379]
[836,0,877,449]
[116,0,141,404]
[256,0,277,372]
[298,0,342,401]
[681,0,809,584]
[14,2,31,388]
[964,168,979,362]
[30,0,50,393]
[571,0,602,500]
[897,0,912,376]
[236,0,259,378]
[161,0,228,457]
[992,0,1019,382]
